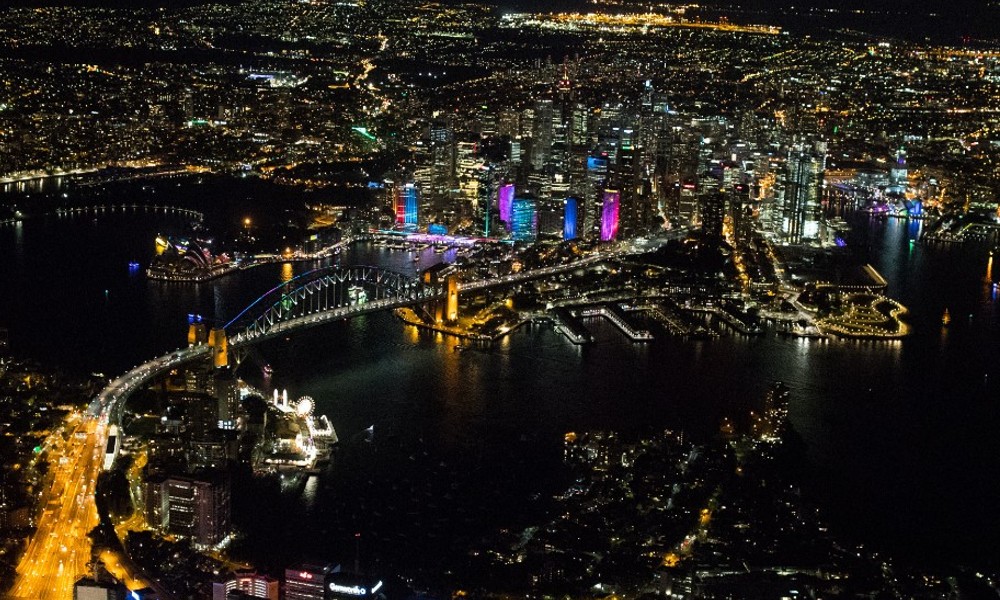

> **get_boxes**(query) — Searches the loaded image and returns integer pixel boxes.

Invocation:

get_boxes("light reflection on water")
[2,200,1000,567]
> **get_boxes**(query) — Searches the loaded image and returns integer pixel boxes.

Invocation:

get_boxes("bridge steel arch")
[225,265,444,344]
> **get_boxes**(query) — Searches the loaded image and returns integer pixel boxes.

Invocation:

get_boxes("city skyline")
[2,0,1000,598]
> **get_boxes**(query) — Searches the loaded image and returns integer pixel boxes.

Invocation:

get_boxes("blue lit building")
[394,184,418,229]
[511,196,538,243]
[563,197,579,240]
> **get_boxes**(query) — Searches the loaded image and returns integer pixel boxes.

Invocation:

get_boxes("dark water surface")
[2,179,999,575]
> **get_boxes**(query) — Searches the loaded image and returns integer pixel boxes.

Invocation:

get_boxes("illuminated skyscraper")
[394,184,418,229]
[285,563,340,600]
[145,473,230,548]
[477,164,495,236]
[212,573,279,600]
[678,180,698,227]
[585,154,609,238]
[564,197,579,240]
[781,140,825,244]
[455,140,482,208]
[600,189,620,242]
[511,196,538,243]
[498,183,515,229]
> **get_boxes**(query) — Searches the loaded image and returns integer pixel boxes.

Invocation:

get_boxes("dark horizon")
[3,0,996,43]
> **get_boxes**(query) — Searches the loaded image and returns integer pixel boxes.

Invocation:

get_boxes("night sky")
[0,0,994,44]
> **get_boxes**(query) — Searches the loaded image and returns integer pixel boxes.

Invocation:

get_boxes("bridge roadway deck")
[12,254,611,598]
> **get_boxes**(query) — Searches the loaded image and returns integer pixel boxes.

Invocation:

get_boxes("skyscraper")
[781,140,825,244]
[699,192,725,238]
[511,196,538,243]
[584,154,609,238]
[477,164,496,236]
[394,183,419,229]
[498,183,515,230]
[600,189,620,242]
[145,473,231,548]
[285,563,340,600]
[212,573,279,600]
[564,197,579,240]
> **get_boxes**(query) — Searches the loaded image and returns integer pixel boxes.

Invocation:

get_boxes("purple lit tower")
[600,189,620,242]
[498,184,515,230]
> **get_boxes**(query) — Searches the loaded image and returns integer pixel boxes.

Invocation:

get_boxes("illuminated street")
[9,418,106,600]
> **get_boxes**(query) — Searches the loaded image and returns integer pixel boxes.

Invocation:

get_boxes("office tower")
[498,183,515,229]
[600,190,620,242]
[700,192,725,238]
[171,392,219,442]
[511,196,538,243]
[584,154,609,238]
[728,184,755,246]
[537,198,564,238]
[530,99,553,171]
[498,109,520,138]
[285,563,341,600]
[145,473,230,548]
[394,183,418,229]
[212,573,279,600]
[677,180,699,227]
[781,140,826,244]
[564,197,579,240]
[73,577,126,600]
[455,139,481,208]
[477,164,497,236]
[614,128,647,238]
[890,146,907,185]
[213,367,238,430]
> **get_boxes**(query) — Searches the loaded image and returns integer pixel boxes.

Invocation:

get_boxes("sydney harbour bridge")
[9,256,606,600]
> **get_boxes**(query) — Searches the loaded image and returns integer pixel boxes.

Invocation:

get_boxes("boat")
[942,308,951,326]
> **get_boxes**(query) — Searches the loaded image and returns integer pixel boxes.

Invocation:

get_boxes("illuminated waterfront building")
[564,196,579,240]
[511,195,538,242]
[600,189,620,242]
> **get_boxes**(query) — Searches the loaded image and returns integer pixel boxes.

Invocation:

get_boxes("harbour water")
[1,178,999,577]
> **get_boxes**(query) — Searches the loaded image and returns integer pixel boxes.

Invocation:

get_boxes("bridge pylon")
[422,269,459,324]
[208,327,228,368]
